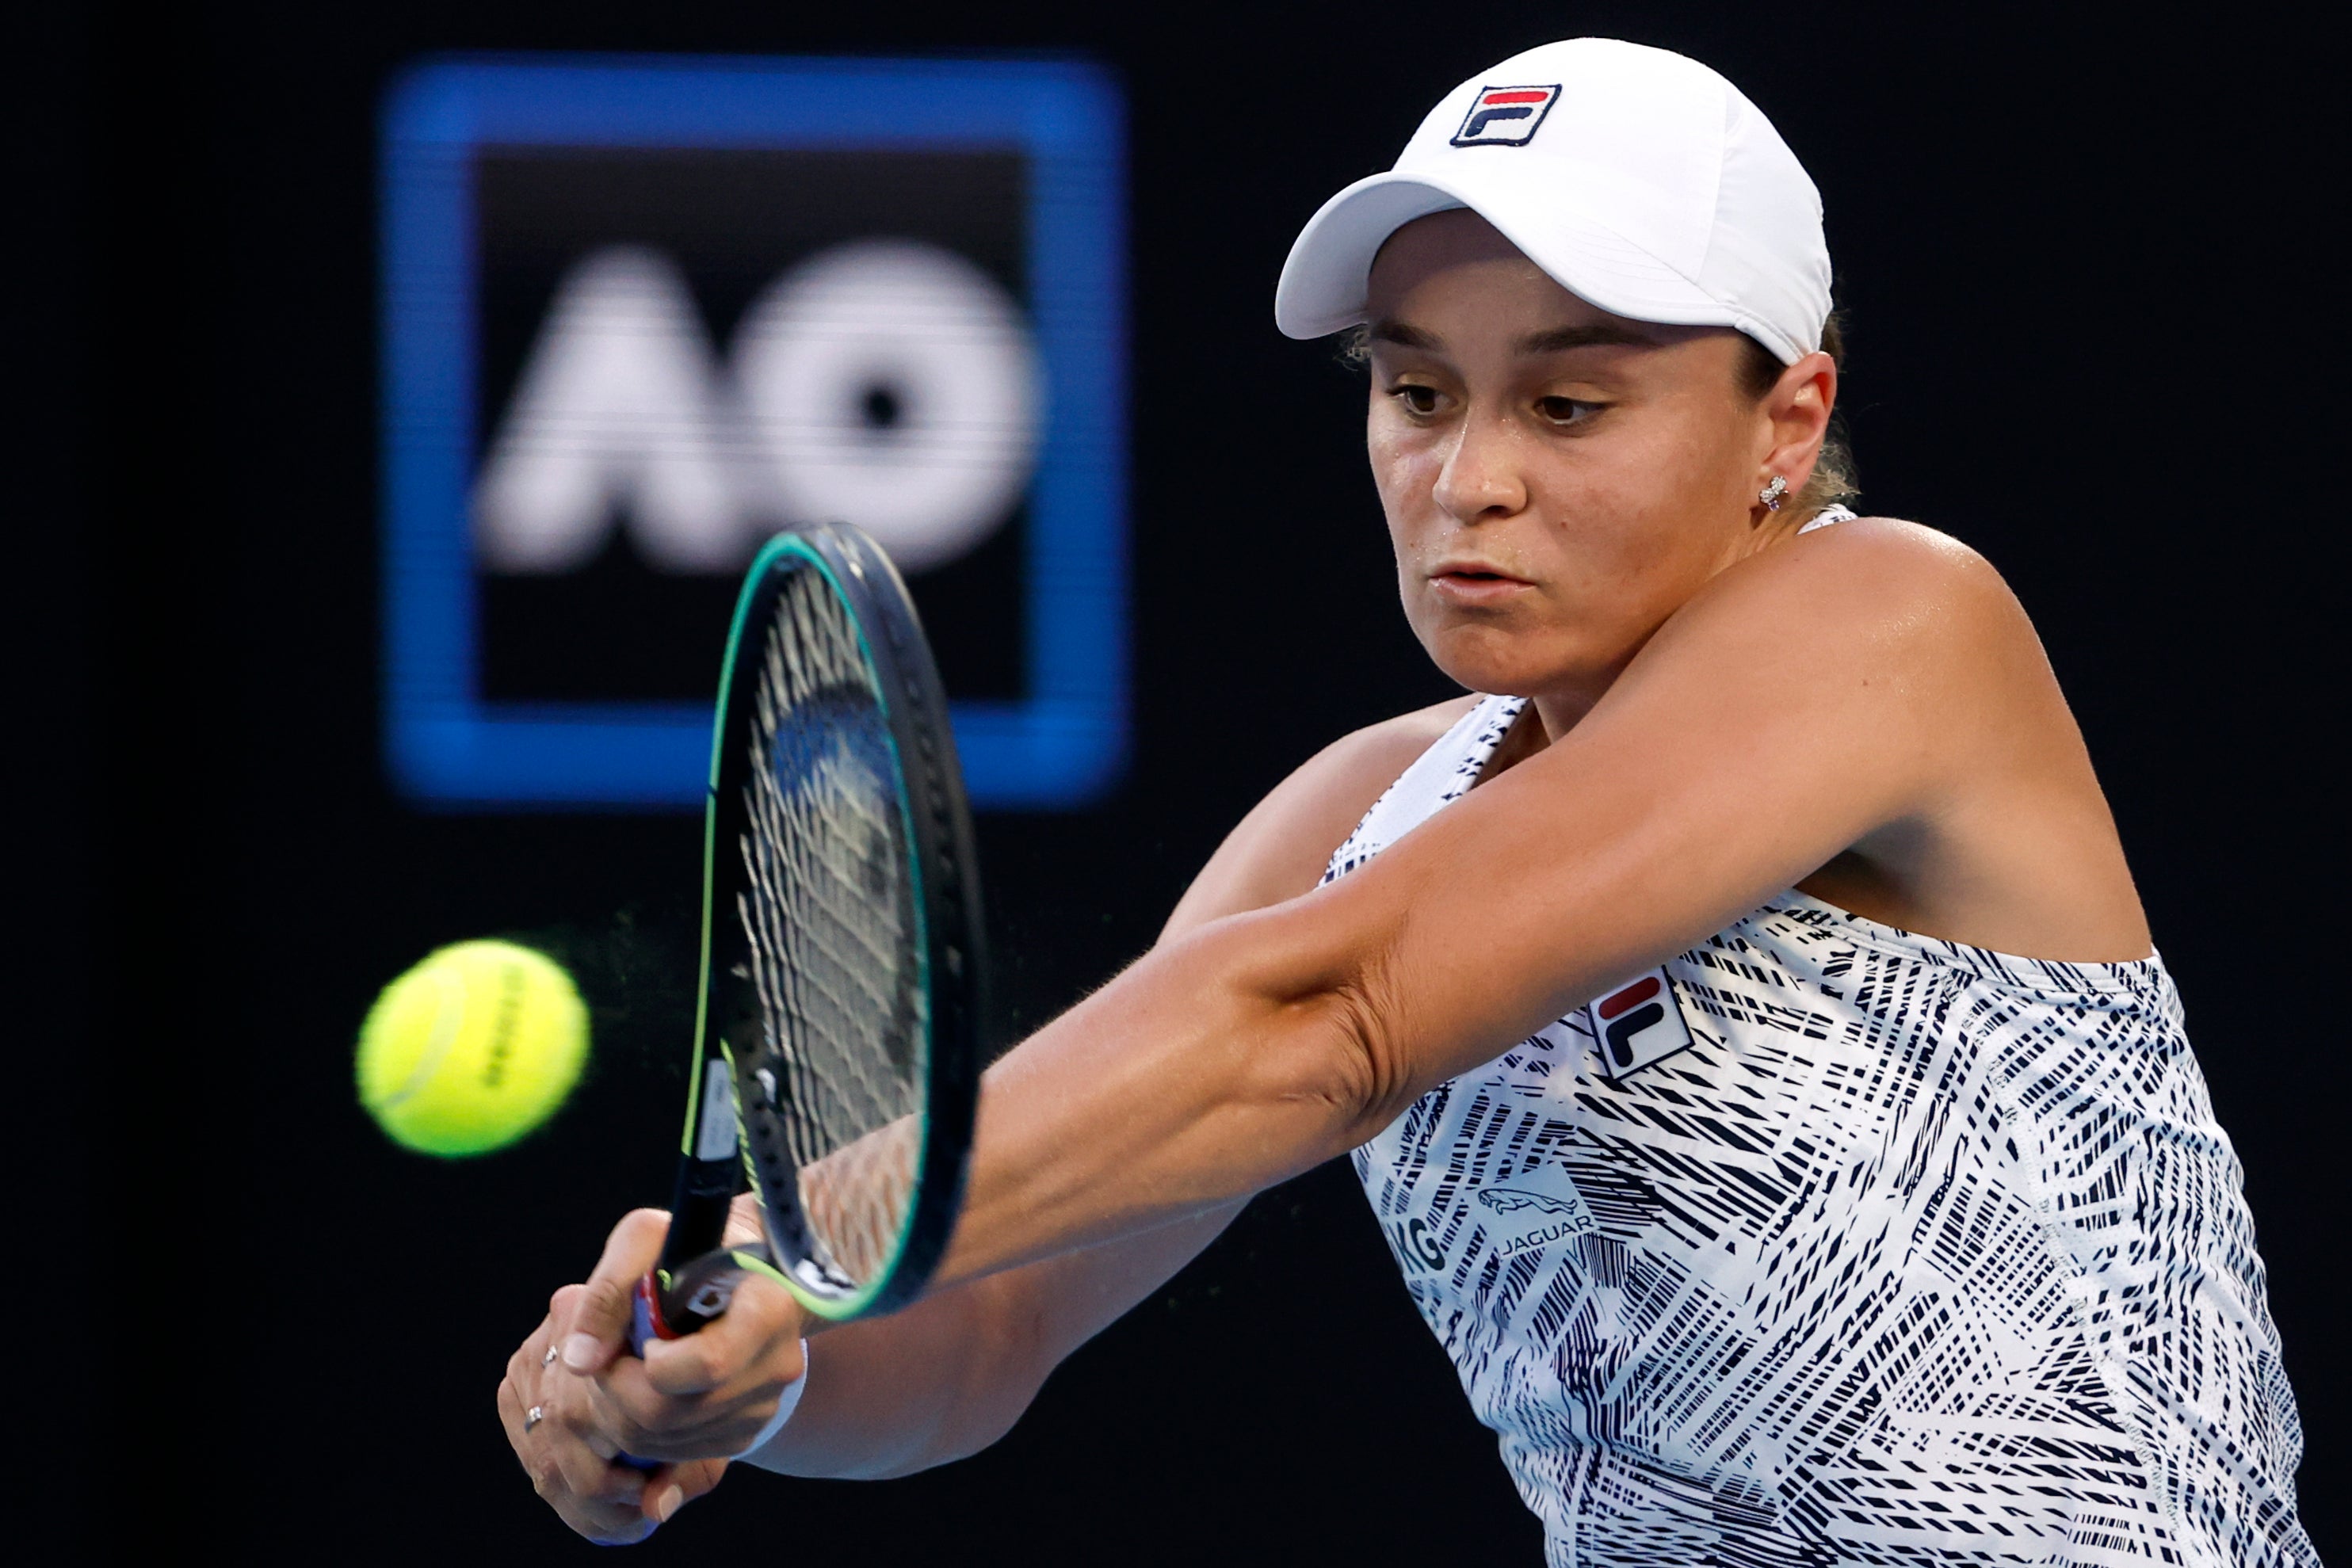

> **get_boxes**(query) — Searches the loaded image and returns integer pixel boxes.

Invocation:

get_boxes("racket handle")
[627,1272,672,1356]
[646,1248,758,1340]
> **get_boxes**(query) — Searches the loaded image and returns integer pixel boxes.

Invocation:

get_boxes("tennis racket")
[628,522,987,1368]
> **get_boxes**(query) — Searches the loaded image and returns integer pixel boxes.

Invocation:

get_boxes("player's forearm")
[930,900,1397,1293]
[742,1268,1050,1479]
[746,1196,1241,1479]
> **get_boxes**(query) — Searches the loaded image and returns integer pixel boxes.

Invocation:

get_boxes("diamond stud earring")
[1758,475,1789,511]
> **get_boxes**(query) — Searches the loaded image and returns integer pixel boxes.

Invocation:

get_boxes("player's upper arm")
[1295,521,2041,1135]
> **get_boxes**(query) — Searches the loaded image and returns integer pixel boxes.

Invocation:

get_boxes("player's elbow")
[1314,963,1421,1149]
[1234,908,1419,1157]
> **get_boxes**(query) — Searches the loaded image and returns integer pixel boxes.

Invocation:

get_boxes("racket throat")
[659,1056,743,1276]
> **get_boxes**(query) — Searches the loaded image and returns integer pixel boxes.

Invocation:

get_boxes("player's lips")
[1427,560,1537,606]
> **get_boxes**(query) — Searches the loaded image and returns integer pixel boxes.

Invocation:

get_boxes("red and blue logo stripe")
[1452,84,1562,147]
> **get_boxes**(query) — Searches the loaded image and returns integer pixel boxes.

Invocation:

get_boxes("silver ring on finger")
[525,1405,546,1433]
[542,1345,559,1368]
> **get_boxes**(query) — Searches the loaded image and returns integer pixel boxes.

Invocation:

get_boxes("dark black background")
[28,2,2343,1562]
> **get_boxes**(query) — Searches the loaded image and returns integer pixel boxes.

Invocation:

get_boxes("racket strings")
[739,567,924,1288]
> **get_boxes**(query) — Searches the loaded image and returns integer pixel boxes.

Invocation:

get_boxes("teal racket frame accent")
[665,525,983,1325]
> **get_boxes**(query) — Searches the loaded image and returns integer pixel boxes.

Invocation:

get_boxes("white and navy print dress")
[1325,695,2317,1567]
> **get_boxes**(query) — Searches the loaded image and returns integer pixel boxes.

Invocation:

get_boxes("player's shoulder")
[1775,515,2010,610]
[1161,696,1479,936]
[1674,515,2029,668]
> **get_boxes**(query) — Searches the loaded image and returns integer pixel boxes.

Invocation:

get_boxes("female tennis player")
[499,39,2316,1562]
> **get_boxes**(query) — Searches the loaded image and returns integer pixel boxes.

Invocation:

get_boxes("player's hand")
[559,1204,815,1467]
[498,1226,728,1543]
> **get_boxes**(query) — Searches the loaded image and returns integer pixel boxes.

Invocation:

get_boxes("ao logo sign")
[476,240,1040,578]
[380,57,1128,810]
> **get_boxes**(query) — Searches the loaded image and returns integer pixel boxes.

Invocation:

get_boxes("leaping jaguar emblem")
[1478,1187,1579,1216]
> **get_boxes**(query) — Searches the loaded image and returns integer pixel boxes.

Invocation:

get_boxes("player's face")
[1363,210,1804,723]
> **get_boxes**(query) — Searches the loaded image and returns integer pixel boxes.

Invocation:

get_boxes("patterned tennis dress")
[1327,698,2318,1566]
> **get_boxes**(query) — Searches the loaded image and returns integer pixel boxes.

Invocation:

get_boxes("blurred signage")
[380,56,1128,808]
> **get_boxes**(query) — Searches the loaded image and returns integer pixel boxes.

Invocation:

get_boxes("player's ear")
[1759,349,1835,500]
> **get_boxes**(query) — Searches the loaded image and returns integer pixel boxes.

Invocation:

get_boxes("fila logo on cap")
[1450,83,1562,147]
[1587,968,1695,1079]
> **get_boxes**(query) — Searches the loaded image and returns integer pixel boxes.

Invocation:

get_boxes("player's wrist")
[731,1338,811,1460]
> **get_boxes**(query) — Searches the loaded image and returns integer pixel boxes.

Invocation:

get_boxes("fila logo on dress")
[1451,84,1562,147]
[1587,969,1695,1078]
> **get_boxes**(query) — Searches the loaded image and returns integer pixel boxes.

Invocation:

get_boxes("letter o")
[731,239,1043,573]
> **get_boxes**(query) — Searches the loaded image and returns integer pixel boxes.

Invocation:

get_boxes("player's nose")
[1431,407,1528,524]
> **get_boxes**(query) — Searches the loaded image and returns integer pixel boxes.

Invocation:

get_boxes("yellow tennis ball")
[356,940,589,1157]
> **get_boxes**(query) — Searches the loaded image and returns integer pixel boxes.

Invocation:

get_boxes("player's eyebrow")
[1366,319,1442,351]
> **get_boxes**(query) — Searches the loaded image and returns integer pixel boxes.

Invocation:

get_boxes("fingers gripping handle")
[613,1063,807,1476]
[618,1249,754,1472]
[618,1249,810,1472]
[617,1051,750,1467]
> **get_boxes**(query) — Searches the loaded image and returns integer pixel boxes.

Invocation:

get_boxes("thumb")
[560,1207,670,1373]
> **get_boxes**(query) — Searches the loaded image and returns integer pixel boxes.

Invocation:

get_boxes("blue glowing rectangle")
[381,55,1127,809]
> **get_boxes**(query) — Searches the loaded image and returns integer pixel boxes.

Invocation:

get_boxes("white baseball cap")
[1274,39,1831,364]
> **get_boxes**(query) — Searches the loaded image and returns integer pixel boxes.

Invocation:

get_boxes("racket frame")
[648,525,984,1330]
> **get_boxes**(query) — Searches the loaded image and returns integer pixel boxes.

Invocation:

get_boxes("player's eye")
[1390,383,1444,417]
[1534,395,1601,427]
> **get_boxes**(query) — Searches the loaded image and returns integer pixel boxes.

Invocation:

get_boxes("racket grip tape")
[628,1272,675,1356]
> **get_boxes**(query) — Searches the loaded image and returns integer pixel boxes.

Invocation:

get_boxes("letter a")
[473,246,749,574]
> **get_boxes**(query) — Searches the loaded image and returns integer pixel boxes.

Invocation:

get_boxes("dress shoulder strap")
[1325,695,1527,881]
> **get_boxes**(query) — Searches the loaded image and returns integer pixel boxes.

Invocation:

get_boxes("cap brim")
[1273,167,1735,342]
